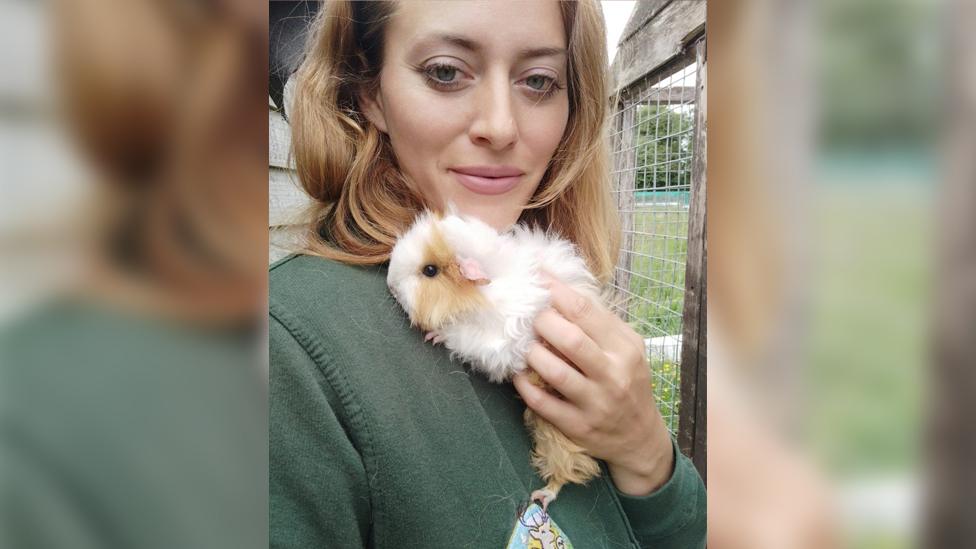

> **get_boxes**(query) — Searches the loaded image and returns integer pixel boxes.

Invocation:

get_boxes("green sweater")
[270,255,706,548]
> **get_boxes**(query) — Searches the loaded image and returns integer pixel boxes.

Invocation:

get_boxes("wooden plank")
[269,108,293,169]
[618,0,674,44]
[635,86,697,105]
[678,40,707,481]
[611,102,636,319]
[611,0,706,94]
[269,167,310,226]
[691,40,708,481]
[270,224,306,264]
[692,217,707,481]
[926,3,976,544]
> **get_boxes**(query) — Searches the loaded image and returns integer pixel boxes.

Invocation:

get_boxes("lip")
[450,166,525,196]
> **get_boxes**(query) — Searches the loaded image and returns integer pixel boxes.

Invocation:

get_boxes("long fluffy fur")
[431,214,600,382]
[523,371,601,498]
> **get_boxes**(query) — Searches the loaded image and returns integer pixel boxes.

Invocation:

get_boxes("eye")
[420,62,466,90]
[431,65,458,83]
[422,264,439,277]
[525,74,550,91]
[520,72,563,100]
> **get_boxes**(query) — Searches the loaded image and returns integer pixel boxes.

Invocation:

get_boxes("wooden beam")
[611,0,706,94]
[635,86,697,105]
[678,40,707,482]
[269,109,293,170]
[269,167,310,227]
[618,0,674,45]
[926,0,976,544]
[612,102,637,319]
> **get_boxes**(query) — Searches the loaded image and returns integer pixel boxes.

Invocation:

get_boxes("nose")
[468,74,518,151]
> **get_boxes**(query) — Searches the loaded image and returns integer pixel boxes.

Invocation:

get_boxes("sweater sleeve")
[613,438,707,548]
[269,312,372,548]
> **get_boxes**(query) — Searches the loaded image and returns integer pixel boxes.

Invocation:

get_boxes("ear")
[458,256,490,286]
[358,87,389,134]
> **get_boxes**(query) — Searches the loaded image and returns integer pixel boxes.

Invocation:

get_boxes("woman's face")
[361,0,570,230]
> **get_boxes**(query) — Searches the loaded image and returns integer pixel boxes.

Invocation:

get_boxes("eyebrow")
[414,33,567,60]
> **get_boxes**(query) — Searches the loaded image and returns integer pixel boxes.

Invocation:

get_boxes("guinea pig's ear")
[458,256,490,286]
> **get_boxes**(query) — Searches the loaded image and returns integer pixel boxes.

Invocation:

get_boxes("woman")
[270,1,706,547]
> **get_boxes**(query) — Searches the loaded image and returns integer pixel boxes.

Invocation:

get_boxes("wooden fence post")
[678,39,708,482]
[612,101,637,319]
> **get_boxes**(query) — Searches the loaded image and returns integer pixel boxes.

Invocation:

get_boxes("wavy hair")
[290,0,619,283]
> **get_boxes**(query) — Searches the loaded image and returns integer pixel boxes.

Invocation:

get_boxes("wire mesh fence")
[610,53,700,435]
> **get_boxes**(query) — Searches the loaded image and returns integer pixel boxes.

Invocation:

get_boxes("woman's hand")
[512,275,675,496]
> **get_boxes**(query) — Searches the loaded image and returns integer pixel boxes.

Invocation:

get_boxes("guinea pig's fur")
[402,217,488,331]
[387,210,599,383]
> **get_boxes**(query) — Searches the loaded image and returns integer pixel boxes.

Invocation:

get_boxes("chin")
[451,201,521,232]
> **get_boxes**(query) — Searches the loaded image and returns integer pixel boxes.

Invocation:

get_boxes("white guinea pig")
[386,209,599,383]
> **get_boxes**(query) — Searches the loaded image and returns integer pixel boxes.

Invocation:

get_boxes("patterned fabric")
[506,502,574,549]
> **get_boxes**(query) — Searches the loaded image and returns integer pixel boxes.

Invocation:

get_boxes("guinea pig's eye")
[422,264,439,277]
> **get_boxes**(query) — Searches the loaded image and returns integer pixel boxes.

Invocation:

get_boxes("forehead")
[386,0,567,58]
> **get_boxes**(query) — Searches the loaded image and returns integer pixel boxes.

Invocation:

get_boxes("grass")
[623,204,689,337]
[651,359,682,433]
[806,183,928,476]
[617,203,690,434]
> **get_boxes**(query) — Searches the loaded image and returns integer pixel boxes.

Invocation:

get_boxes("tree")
[634,105,695,191]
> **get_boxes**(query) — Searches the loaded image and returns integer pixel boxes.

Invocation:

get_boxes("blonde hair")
[291,0,619,283]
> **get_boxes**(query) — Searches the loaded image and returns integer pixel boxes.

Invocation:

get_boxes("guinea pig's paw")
[530,488,558,512]
[424,331,445,345]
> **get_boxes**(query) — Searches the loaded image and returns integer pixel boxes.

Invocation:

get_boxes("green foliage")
[624,206,689,436]
[626,206,688,338]
[818,0,939,147]
[807,185,927,475]
[635,105,695,191]
[650,359,681,434]
[624,103,695,436]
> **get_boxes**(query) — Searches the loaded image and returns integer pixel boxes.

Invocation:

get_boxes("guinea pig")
[386,209,602,509]
[386,210,599,382]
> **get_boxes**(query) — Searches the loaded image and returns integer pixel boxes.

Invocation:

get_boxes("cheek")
[401,278,420,309]
[519,100,569,170]
[380,73,467,199]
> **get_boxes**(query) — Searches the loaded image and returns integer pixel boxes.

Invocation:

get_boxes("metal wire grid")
[610,57,698,434]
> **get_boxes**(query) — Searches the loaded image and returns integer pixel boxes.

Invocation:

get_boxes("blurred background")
[0,0,972,548]
[709,0,968,548]
[0,0,268,547]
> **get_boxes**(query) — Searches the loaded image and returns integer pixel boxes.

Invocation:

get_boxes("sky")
[602,1,637,64]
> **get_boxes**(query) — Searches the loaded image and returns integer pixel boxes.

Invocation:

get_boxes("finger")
[526,342,591,405]
[544,275,622,350]
[534,309,608,380]
[512,371,581,429]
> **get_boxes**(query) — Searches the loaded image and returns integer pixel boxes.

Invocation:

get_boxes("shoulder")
[270,253,388,297]
[269,254,408,359]
[270,254,390,321]
[268,254,454,432]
